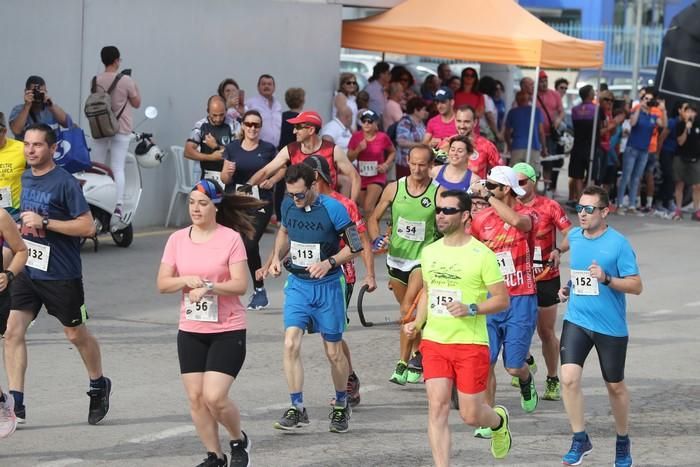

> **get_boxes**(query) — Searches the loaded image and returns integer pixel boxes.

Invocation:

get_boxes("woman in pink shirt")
[347,109,396,214]
[454,67,485,134]
[157,179,264,467]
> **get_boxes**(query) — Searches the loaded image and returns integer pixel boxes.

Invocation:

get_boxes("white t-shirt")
[332,92,358,130]
[479,94,497,134]
[321,118,351,152]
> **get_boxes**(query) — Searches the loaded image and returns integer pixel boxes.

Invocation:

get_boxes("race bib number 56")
[184,294,218,322]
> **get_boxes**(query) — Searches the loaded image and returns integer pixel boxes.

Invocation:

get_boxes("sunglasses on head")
[286,191,307,200]
[243,121,261,129]
[575,204,605,214]
[294,124,311,131]
[435,206,464,215]
[484,181,504,190]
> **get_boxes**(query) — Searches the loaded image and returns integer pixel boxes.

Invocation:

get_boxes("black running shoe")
[347,373,361,407]
[229,431,251,467]
[14,404,26,425]
[87,377,112,425]
[329,405,351,433]
[273,406,310,431]
[196,452,227,467]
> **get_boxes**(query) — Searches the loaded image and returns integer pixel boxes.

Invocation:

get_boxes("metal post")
[631,0,643,95]
[526,66,540,165]
[587,66,603,186]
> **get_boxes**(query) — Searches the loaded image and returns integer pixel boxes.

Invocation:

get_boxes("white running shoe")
[0,393,17,438]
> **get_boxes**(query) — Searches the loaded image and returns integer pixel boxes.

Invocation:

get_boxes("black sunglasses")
[294,124,311,131]
[575,204,606,214]
[435,206,464,215]
[360,119,375,124]
[484,181,504,190]
[243,121,262,129]
[344,81,357,85]
[286,191,307,200]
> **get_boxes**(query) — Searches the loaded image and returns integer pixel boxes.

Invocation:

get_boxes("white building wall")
[0,0,343,227]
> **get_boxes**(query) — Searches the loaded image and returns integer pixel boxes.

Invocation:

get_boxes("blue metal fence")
[549,23,664,70]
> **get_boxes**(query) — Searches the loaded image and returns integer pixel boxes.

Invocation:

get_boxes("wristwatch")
[468,303,478,317]
[3,270,14,283]
[602,274,612,286]
[328,257,337,268]
[203,280,214,291]
[42,216,49,229]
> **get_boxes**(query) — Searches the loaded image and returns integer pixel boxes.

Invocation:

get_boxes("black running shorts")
[177,329,246,378]
[10,273,88,327]
[560,320,628,383]
[536,276,561,308]
[387,265,421,286]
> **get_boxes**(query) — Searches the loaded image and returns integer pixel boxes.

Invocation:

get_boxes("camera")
[647,98,658,107]
[32,86,44,103]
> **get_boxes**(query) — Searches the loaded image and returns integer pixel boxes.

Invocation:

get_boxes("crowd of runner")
[1,51,685,467]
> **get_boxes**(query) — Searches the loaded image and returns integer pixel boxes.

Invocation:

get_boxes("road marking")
[647,309,673,315]
[127,425,194,444]
[35,459,84,467]
[133,228,176,239]
[683,301,700,307]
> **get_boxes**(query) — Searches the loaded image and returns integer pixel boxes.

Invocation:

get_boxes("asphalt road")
[1,212,698,467]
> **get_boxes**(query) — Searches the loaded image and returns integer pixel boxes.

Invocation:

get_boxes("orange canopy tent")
[342,0,604,68]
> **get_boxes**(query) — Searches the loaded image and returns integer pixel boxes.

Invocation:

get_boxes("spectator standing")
[673,103,700,221]
[383,83,404,131]
[247,74,282,148]
[454,106,503,180]
[395,97,429,179]
[505,91,546,177]
[217,78,245,122]
[421,75,440,102]
[493,80,507,133]
[454,68,485,133]
[348,110,396,214]
[656,102,685,215]
[616,90,666,213]
[555,78,569,99]
[478,76,502,144]
[447,76,461,95]
[364,62,391,118]
[536,71,565,190]
[437,63,453,87]
[321,106,353,153]
[355,91,370,130]
[333,73,359,130]
[568,86,602,207]
[9,76,70,140]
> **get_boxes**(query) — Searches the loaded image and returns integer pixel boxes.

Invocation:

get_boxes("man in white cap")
[469,165,540,439]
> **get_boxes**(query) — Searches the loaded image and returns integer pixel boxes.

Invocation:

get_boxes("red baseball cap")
[287,111,322,126]
[539,70,548,79]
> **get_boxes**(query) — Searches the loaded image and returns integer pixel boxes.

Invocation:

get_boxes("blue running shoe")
[562,435,593,465]
[247,288,268,310]
[614,437,632,467]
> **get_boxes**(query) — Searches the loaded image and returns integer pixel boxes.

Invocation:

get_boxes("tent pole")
[526,66,540,166]
[587,66,603,186]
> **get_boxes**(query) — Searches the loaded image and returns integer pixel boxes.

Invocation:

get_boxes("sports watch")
[203,280,214,291]
[3,270,14,283]
[42,216,49,229]
[468,303,478,317]
[328,256,337,268]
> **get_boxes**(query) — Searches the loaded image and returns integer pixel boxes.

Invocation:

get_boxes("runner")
[470,165,540,438]
[558,185,641,467]
[220,109,278,310]
[430,135,480,192]
[301,155,376,406]
[158,179,263,467]
[3,123,111,426]
[404,189,512,464]
[267,163,362,433]
[513,162,572,400]
[247,111,361,202]
[454,105,503,179]
[367,144,438,385]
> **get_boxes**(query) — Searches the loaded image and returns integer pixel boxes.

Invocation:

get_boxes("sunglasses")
[360,119,375,124]
[294,124,311,131]
[435,206,464,215]
[601,98,612,102]
[575,204,606,214]
[463,73,476,78]
[286,191,307,200]
[344,81,357,85]
[518,178,531,186]
[484,181,504,190]
[243,121,261,129]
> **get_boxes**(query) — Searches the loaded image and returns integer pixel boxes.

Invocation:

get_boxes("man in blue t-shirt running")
[3,124,112,427]
[557,186,642,467]
[266,163,362,434]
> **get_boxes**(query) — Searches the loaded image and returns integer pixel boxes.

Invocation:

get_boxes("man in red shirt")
[513,163,572,402]
[470,165,540,438]
[454,106,503,179]
[423,88,457,151]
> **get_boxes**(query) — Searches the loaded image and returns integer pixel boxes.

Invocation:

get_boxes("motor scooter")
[75,106,165,251]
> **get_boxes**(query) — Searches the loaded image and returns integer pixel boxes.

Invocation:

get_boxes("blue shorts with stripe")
[284,272,347,342]
[487,294,538,368]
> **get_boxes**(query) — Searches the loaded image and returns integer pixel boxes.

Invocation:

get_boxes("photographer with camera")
[616,89,666,214]
[8,76,70,141]
[674,103,700,221]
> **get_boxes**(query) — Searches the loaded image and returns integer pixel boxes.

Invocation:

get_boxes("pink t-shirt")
[426,115,457,142]
[536,89,563,135]
[94,71,140,134]
[348,130,394,188]
[161,225,248,333]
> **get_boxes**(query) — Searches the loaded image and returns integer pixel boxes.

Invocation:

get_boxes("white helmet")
[134,140,165,168]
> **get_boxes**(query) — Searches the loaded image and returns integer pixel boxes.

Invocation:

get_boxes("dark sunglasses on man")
[435,206,465,215]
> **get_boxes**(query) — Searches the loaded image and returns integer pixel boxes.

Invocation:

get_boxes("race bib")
[184,294,219,322]
[571,270,599,296]
[429,288,462,317]
[235,184,261,200]
[396,217,425,242]
[290,241,321,268]
[495,251,516,276]
[204,170,224,189]
[0,187,12,208]
[358,160,378,177]
[25,240,50,272]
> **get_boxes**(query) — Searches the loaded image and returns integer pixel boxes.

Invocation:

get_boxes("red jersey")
[468,135,503,179]
[288,140,338,188]
[328,191,366,285]
[524,196,572,281]
[471,203,537,296]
